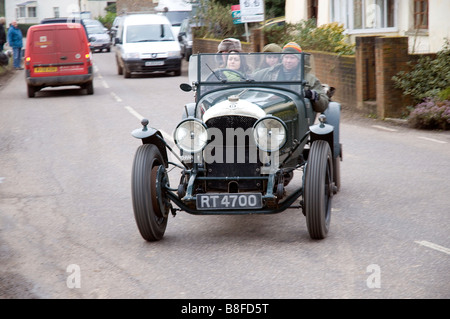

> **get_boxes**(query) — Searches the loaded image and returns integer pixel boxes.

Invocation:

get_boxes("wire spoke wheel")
[131,144,168,241]
[304,140,334,239]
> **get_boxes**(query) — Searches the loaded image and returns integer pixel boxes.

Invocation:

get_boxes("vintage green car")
[131,52,342,241]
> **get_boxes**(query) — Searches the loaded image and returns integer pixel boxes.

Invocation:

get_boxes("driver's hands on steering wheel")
[207,68,246,82]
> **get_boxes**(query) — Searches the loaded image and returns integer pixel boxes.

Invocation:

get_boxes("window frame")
[331,0,398,34]
[413,0,429,29]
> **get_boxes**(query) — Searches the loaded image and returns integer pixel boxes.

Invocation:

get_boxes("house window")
[18,6,26,18]
[414,0,428,29]
[27,6,36,18]
[331,0,397,32]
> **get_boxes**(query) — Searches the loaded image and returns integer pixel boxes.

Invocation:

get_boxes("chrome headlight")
[174,119,208,153]
[253,116,287,152]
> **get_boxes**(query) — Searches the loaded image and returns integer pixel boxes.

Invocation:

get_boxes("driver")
[253,42,329,113]
[221,51,251,81]
[217,38,242,67]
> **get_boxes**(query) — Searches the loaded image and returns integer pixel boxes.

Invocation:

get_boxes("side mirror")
[180,83,192,92]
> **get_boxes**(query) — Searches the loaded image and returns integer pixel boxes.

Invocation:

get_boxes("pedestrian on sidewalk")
[7,21,23,70]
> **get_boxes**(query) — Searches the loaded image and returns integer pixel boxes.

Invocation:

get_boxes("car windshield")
[189,52,309,98]
[86,25,104,34]
[164,11,191,26]
[126,24,175,43]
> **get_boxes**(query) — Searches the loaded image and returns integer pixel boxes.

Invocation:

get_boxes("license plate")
[145,61,164,66]
[34,67,58,73]
[196,193,263,210]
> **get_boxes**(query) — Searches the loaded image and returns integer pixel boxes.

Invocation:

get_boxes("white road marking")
[110,92,122,102]
[417,136,448,144]
[415,240,450,255]
[124,105,174,145]
[101,80,109,89]
[124,105,145,121]
[372,125,398,132]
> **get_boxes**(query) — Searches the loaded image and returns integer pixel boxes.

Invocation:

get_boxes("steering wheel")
[206,68,246,82]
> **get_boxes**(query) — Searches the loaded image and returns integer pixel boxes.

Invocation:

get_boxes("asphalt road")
[0,51,449,299]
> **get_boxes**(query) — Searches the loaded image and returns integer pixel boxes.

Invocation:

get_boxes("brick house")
[286,0,450,54]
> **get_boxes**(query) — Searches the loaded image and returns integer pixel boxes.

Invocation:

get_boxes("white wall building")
[285,0,450,53]
[4,0,115,25]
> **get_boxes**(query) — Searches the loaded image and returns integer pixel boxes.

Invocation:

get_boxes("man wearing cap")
[253,42,329,113]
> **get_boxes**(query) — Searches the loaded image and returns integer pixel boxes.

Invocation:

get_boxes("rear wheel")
[304,140,334,239]
[131,144,168,241]
[27,84,36,98]
[84,80,94,95]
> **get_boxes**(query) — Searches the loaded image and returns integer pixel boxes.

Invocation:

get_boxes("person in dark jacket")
[253,42,329,113]
[7,21,23,70]
[0,17,6,51]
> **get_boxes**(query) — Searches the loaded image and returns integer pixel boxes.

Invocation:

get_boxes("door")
[29,28,59,77]
[56,25,88,76]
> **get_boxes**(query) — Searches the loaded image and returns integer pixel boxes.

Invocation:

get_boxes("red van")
[25,23,94,97]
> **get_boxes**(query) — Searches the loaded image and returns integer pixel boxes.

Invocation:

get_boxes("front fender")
[323,102,341,158]
[309,102,341,159]
[132,124,169,167]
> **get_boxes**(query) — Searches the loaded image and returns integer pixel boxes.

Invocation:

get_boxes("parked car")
[24,23,94,97]
[129,52,343,241]
[86,24,111,52]
[162,10,192,38]
[114,14,182,78]
[177,18,201,62]
[110,16,124,45]
[83,18,108,32]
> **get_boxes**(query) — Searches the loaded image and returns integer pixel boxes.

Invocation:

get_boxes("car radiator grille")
[204,115,263,191]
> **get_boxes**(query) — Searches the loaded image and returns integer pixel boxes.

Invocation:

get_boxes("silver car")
[86,24,111,53]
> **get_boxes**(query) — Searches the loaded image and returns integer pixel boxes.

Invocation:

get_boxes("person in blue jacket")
[7,21,23,70]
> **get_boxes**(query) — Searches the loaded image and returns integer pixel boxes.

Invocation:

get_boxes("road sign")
[231,4,241,24]
[239,0,264,23]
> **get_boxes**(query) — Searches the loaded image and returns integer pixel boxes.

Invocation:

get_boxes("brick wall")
[309,51,356,111]
[375,36,412,118]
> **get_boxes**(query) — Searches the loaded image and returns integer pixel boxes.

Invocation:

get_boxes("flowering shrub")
[265,19,355,55]
[408,98,450,130]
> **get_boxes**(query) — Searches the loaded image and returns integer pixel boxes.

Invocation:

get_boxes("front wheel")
[131,144,168,241]
[304,140,334,239]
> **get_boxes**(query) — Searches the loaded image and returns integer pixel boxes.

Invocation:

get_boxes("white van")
[114,14,182,77]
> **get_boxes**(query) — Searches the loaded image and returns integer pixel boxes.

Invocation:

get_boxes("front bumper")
[90,42,111,50]
[123,57,181,73]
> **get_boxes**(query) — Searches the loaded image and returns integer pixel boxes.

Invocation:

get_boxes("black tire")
[304,140,334,239]
[117,59,123,75]
[124,67,131,78]
[84,80,94,95]
[333,155,341,192]
[131,144,168,241]
[27,84,36,98]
